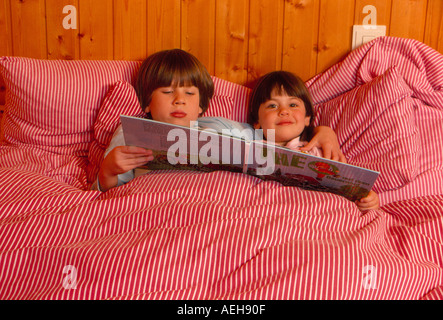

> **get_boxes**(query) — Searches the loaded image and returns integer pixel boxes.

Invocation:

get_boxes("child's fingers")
[120,146,153,155]
[299,139,316,151]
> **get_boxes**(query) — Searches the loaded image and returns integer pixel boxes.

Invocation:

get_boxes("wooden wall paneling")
[247,0,285,85]
[214,0,249,85]
[46,0,80,60]
[0,0,12,56]
[10,0,47,58]
[316,0,355,74]
[147,0,181,55]
[78,0,114,59]
[181,0,216,75]
[354,0,392,31]
[282,0,320,82]
[389,0,428,41]
[114,0,147,61]
[424,0,443,52]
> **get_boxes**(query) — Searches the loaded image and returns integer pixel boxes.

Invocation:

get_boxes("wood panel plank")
[316,0,355,74]
[146,0,181,55]
[424,0,443,53]
[10,0,47,58]
[389,0,427,41]
[114,0,147,60]
[248,0,285,85]
[282,0,320,82]
[215,0,249,85]
[0,0,13,57]
[46,0,80,60]
[78,0,114,59]
[181,0,216,75]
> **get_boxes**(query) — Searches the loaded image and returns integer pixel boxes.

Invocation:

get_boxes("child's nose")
[278,107,290,116]
[174,92,185,105]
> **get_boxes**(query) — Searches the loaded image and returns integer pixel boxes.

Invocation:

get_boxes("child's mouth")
[277,121,293,126]
[171,111,187,118]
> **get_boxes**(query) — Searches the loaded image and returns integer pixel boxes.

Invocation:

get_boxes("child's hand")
[300,126,347,163]
[356,190,380,212]
[98,146,154,192]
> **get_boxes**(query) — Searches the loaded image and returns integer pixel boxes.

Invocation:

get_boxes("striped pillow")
[87,80,145,184]
[0,56,140,156]
[207,76,251,122]
[313,67,418,192]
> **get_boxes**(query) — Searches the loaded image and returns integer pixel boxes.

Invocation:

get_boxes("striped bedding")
[1,37,442,300]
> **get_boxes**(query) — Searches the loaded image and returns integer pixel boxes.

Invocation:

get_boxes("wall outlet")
[352,25,386,50]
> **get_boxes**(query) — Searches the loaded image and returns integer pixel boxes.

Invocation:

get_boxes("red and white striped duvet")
[1,37,442,299]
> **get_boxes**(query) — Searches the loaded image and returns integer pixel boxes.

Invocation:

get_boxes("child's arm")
[98,146,154,192]
[300,126,347,163]
[356,190,380,212]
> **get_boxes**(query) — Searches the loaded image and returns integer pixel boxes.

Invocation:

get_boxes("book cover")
[121,115,379,201]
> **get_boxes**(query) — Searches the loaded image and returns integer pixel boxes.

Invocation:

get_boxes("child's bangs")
[160,61,200,88]
[272,78,305,99]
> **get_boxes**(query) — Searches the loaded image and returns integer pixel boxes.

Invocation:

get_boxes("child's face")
[145,84,202,127]
[254,88,311,144]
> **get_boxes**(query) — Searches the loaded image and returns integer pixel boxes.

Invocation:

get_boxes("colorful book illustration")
[121,115,380,201]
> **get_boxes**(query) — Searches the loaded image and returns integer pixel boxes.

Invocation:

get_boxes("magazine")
[120,115,380,201]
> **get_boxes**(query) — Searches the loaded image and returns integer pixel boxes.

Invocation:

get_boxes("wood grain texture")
[181,0,216,74]
[248,0,284,85]
[317,0,355,74]
[424,0,443,52]
[10,0,47,58]
[390,0,427,41]
[0,0,12,57]
[215,0,249,84]
[147,0,181,55]
[282,0,320,82]
[78,0,113,59]
[0,0,442,86]
[114,0,147,61]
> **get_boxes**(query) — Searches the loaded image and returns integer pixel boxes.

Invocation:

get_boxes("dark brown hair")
[135,49,214,116]
[248,71,315,141]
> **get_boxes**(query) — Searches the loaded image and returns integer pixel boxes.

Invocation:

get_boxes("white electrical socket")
[352,25,386,50]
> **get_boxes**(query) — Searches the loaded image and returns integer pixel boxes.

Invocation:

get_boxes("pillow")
[207,76,251,122]
[87,80,145,183]
[0,56,140,156]
[313,67,419,192]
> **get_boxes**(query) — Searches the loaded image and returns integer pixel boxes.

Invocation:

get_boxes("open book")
[120,115,379,201]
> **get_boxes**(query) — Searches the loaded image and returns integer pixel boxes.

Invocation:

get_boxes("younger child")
[249,71,379,211]
[95,50,347,193]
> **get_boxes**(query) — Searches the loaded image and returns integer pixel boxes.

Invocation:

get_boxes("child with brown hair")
[249,70,379,211]
[96,49,213,191]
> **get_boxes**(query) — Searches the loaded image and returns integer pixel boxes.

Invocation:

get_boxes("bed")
[1,36,442,300]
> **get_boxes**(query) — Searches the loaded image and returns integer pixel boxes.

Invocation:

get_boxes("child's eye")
[265,104,277,109]
[289,103,299,108]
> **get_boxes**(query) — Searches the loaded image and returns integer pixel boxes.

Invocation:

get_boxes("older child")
[96,50,345,192]
[96,49,213,191]
[249,71,379,211]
